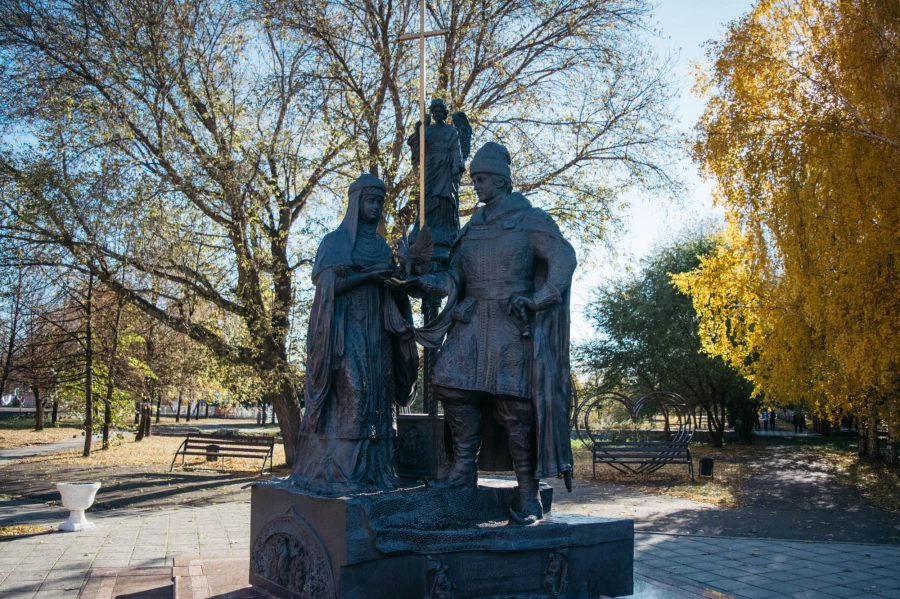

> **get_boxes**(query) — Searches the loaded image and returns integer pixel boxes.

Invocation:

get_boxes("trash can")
[205,444,220,462]
[699,457,714,478]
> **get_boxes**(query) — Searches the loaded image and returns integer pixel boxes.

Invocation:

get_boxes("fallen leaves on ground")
[814,444,900,513]
[0,524,52,537]
[19,433,286,476]
[571,442,755,508]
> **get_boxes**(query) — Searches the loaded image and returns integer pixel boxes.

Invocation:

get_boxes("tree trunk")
[83,272,94,458]
[867,401,881,460]
[887,394,900,468]
[0,274,22,404]
[176,390,182,423]
[136,403,146,441]
[185,398,191,422]
[51,398,58,425]
[144,405,152,437]
[156,394,162,423]
[735,403,756,445]
[103,395,112,449]
[713,417,725,448]
[886,434,899,468]
[33,386,43,431]
[194,401,200,420]
[261,401,267,425]
[858,423,867,456]
[662,405,671,442]
[205,402,210,418]
[704,406,724,447]
[102,371,116,450]
[270,370,302,466]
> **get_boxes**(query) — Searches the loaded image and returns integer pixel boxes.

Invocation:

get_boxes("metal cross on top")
[398,0,448,228]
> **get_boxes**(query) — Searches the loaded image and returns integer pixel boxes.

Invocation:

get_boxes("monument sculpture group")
[249,111,634,596]
[250,9,633,592]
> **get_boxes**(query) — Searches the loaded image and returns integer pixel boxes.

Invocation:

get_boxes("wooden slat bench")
[169,433,275,474]
[592,440,694,480]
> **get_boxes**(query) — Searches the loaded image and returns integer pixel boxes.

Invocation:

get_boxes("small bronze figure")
[291,174,418,495]
[407,142,577,524]
[407,98,471,260]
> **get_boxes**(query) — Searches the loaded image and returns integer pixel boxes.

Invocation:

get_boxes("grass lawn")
[0,419,85,450]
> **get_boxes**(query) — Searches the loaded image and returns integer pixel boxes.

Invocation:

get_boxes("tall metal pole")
[419,0,426,229]
[396,4,450,479]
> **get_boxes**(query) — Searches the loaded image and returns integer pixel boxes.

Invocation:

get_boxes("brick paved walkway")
[2,498,899,598]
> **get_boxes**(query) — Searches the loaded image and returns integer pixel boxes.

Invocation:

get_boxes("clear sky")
[568,0,755,342]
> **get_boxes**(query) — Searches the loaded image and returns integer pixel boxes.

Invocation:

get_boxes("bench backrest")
[183,433,275,448]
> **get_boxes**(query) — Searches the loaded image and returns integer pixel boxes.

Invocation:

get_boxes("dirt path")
[0,435,101,466]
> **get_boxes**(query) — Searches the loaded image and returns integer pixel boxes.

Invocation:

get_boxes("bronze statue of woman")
[291,174,418,495]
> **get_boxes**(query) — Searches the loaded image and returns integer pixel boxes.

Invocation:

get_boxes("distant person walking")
[763,410,769,431]
[768,409,776,432]
[792,411,800,433]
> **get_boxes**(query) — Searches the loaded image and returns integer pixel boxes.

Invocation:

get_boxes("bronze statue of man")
[407,98,471,261]
[408,142,577,524]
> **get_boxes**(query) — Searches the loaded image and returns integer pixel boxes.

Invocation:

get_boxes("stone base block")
[250,478,633,598]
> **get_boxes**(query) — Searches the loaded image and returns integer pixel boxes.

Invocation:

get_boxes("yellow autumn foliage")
[674,0,900,431]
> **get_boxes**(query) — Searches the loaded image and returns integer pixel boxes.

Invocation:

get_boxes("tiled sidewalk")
[2,498,900,598]
[0,500,250,598]
[636,533,900,598]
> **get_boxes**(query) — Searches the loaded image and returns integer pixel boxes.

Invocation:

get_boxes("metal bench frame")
[169,432,275,475]
[574,392,696,480]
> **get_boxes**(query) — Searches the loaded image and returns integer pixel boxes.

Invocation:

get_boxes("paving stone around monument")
[634,533,900,598]
[0,500,250,598]
[3,434,900,598]
[2,498,899,598]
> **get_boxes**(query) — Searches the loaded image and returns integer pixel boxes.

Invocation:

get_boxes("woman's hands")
[361,264,395,283]
[336,265,395,295]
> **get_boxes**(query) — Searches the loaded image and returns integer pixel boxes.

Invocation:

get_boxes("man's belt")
[465,281,533,301]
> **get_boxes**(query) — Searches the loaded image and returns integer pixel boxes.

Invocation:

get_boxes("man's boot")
[506,418,542,524]
[509,471,543,525]
[427,401,481,489]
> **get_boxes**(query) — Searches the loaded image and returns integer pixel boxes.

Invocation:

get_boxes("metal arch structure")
[573,391,695,477]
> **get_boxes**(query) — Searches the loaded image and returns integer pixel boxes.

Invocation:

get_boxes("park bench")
[591,440,694,479]
[169,432,275,474]
[573,391,696,480]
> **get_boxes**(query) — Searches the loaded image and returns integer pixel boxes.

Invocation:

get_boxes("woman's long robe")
[291,227,418,495]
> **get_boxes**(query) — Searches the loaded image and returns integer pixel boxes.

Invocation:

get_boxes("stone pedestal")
[249,479,633,599]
